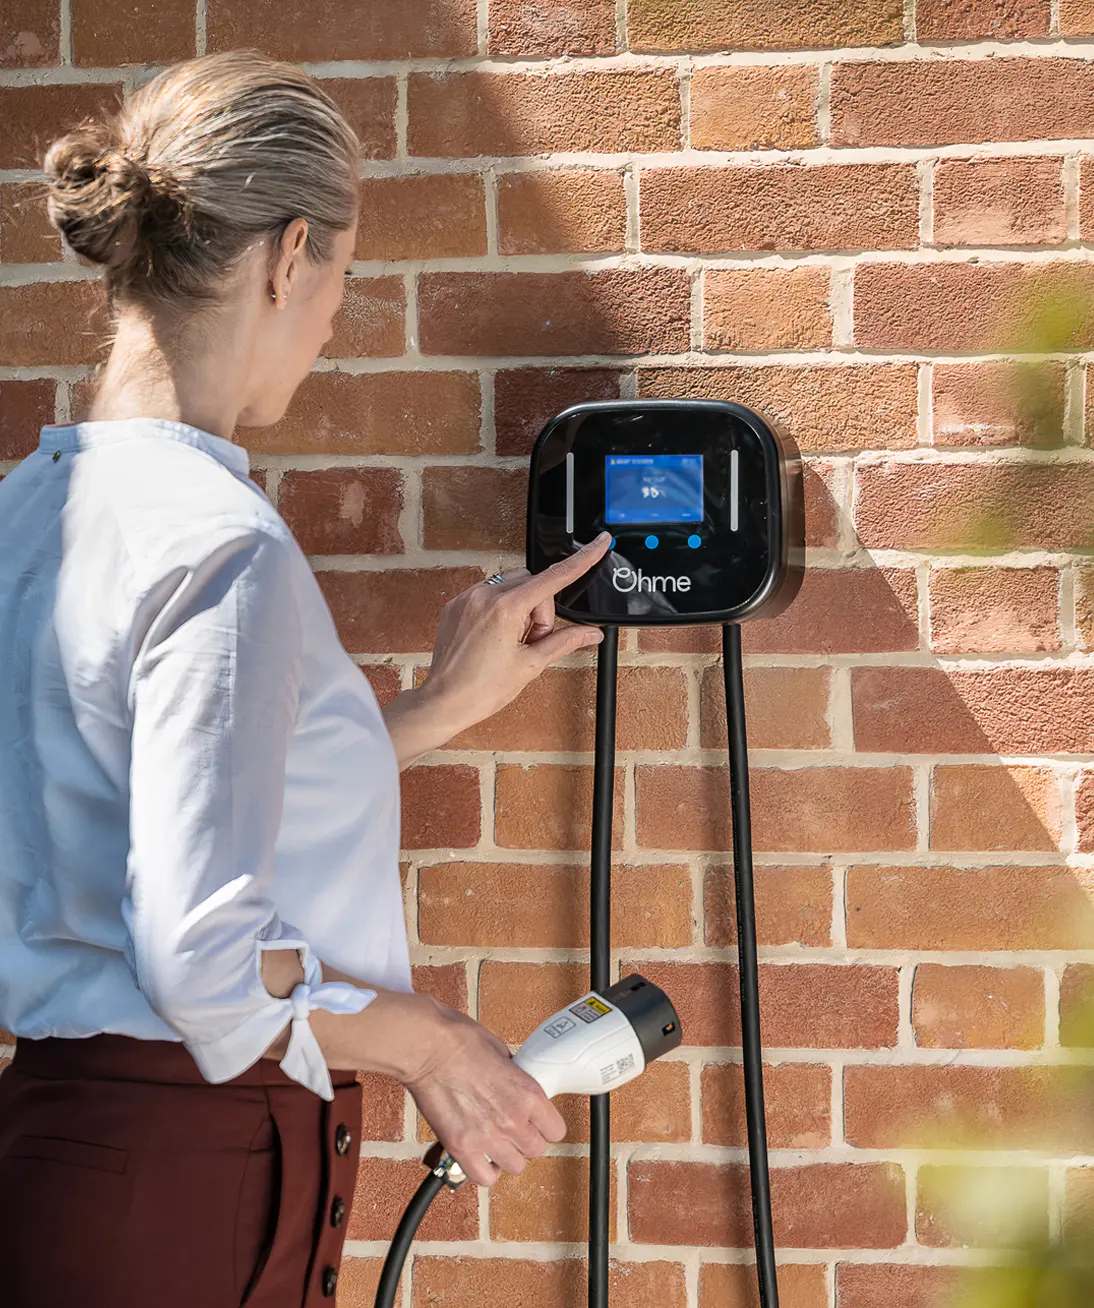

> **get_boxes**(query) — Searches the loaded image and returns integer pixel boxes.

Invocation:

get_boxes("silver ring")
[484,572,507,586]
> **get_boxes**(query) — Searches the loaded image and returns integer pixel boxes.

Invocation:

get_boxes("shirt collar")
[39,418,251,478]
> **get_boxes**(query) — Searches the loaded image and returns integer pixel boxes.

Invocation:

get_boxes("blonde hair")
[43,50,360,310]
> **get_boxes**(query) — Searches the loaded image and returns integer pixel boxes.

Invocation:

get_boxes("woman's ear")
[270,217,310,305]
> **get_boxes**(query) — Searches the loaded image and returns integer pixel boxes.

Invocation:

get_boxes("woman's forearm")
[381,685,465,770]
[259,946,439,1080]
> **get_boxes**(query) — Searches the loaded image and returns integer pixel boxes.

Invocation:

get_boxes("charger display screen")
[604,454,703,525]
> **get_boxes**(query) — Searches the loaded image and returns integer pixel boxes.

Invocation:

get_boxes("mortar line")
[195,0,207,57]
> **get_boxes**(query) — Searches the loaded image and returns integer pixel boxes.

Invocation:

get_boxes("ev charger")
[529,399,804,1308]
[374,399,803,1308]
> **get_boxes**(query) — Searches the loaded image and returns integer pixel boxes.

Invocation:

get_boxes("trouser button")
[322,1266,338,1297]
[330,1195,346,1228]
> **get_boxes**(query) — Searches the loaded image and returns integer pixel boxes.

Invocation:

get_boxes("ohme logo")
[612,567,692,593]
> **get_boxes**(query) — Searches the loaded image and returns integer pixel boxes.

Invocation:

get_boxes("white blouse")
[0,418,411,1101]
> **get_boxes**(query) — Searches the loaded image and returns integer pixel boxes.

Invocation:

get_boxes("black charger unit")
[527,398,803,626]
[526,398,806,1308]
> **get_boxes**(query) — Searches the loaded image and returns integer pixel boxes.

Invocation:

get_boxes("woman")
[0,50,609,1307]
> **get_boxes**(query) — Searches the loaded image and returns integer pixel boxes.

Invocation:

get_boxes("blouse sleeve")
[123,525,374,1100]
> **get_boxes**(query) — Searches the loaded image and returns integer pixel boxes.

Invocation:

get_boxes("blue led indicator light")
[687,534,701,549]
[645,534,659,550]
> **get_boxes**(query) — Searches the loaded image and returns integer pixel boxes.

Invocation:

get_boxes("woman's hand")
[382,533,611,765]
[402,1001,567,1187]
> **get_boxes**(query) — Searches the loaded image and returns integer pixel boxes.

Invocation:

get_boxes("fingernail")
[593,531,610,545]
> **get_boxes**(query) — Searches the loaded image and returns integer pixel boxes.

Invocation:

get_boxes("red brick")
[1076,571,1094,651]
[705,268,832,351]
[0,379,55,457]
[803,459,842,548]
[844,1064,1094,1151]
[853,665,1094,755]
[324,277,403,359]
[412,1258,687,1308]
[408,70,681,156]
[495,764,624,851]
[637,765,916,853]
[491,1156,617,1242]
[0,282,107,367]
[318,566,482,654]
[434,665,688,753]
[846,864,1094,951]
[327,1256,382,1305]
[631,961,898,1049]
[933,157,1064,246]
[702,1063,830,1148]
[250,372,480,456]
[932,361,1066,448]
[418,860,693,950]
[360,663,402,708]
[497,170,627,256]
[412,963,468,1015]
[930,765,1061,852]
[629,1161,906,1248]
[208,0,476,59]
[550,1060,691,1145]
[478,961,587,1043]
[700,666,831,751]
[421,466,525,552]
[0,83,123,170]
[72,0,193,64]
[689,66,820,151]
[494,367,623,457]
[741,568,918,655]
[1077,771,1094,851]
[348,1157,478,1241]
[401,764,481,850]
[2,0,60,66]
[318,79,396,161]
[913,964,1045,1050]
[639,365,919,453]
[0,181,60,262]
[278,468,403,557]
[705,863,833,948]
[836,1265,986,1308]
[855,261,1094,353]
[928,567,1060,654]
[489,0,616,54]
[700,1262,828,1308]
[917,0,1050,37]
[855,460,1094,552]
[918,1165,1049,1249]
[356,1071,405,1142]
[627,0,903,51]
[356,175,486,261]
[1060,964,1094,1046]
[1062,0,1094,33]
[419,269,691,357]
[641,164,917,254]
[1084,157,1094,239]
[831,59,1094,148]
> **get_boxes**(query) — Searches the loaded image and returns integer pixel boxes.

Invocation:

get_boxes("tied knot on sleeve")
[277,956,376,1101]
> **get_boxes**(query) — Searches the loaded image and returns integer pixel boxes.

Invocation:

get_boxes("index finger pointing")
[524,532,612,602]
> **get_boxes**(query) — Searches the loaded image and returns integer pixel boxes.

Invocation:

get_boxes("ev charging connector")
[528,400,804,1308]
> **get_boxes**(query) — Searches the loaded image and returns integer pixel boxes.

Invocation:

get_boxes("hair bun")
[44,125,189,271]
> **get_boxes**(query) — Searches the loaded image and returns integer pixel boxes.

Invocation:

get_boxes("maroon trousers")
[0,1034,363,1308]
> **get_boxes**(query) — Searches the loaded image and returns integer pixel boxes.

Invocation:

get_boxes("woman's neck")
[84,306,251,442]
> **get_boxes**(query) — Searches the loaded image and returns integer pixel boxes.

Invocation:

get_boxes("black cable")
[722,622,780,1308]
[589,625,618,1308]
[373,1170,446,1308]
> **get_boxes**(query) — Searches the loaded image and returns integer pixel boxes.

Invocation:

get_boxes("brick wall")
[4,2,1094,1306]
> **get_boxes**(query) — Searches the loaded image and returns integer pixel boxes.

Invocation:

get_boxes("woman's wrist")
[381,683,467,769]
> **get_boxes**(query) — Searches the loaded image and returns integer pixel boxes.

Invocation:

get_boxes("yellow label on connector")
[570,996,612,1023]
